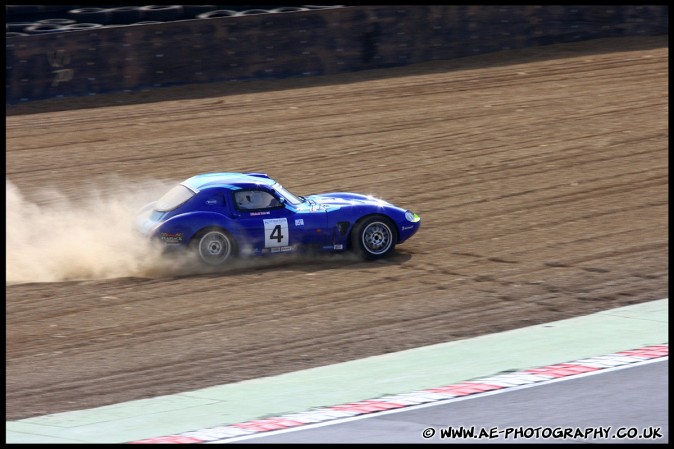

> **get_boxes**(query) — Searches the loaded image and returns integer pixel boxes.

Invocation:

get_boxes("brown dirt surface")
[5,36,668,421]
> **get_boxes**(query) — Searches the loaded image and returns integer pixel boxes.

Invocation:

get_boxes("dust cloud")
[6,177,194,284]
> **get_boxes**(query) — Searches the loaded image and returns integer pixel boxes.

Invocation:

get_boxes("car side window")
[235,190,280,210]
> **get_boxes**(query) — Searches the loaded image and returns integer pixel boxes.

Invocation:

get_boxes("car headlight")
[405,211,420,222]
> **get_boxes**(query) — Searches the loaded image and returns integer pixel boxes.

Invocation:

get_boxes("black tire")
[234,9,270,16]
[269,7,309,13]
[108,6,143,25]
[184,5,219,18]
[23,24,66,34]
[197,9,237,19]
[61,23,104,31]
[68,8,111,25]
[139,5,184,22]
[6,22,37,32]
[37,18,76,26]
[191,227,238,266]
[350,215,397,260]
[302,5,347,10]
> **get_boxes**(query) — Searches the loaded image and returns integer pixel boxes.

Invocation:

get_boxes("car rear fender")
[153,211,240,244]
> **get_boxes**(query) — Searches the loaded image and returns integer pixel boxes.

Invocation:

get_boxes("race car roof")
[181,172,275,192]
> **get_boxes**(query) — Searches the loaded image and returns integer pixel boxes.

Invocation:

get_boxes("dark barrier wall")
[5,5,669,104]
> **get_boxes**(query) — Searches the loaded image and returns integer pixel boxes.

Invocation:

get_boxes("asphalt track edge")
[5,298,668,444]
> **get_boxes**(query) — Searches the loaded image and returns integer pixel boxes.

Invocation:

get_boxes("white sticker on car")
[264,218,289,248]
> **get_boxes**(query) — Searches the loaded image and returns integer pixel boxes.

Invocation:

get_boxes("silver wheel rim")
[361,221,393,255]
[198,231,232,265]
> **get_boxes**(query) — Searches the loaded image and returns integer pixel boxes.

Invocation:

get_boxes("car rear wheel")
[351,215,397,260]
[193,228,237,266]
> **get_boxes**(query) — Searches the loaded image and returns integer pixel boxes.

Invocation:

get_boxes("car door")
[231,188,329,255]
[231,188,298,255]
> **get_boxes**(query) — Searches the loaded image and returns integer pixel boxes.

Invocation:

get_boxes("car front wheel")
[351,215,397,260]
[193,228,237,266]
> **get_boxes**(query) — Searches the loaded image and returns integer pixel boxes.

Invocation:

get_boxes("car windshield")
[155,184,195,211]
[272,183,304,206]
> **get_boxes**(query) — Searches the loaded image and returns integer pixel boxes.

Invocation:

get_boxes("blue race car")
[136,172,421,265]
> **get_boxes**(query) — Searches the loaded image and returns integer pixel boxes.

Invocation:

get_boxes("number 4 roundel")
[263,218,289,247]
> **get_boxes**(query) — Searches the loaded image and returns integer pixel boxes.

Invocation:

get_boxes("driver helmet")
[246,191,266,209]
